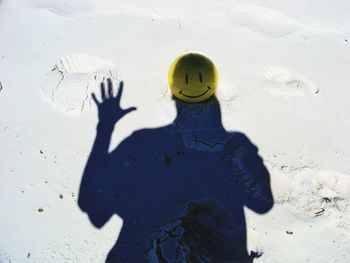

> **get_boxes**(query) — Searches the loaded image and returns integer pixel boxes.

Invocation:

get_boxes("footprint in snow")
[263,66,319,97]
[40,53,119,115]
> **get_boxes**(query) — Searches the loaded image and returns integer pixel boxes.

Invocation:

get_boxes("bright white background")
[0,0,349,262]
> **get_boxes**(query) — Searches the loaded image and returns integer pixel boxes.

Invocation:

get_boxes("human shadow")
[78,79,274,263]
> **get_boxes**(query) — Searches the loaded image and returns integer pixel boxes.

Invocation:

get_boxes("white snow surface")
[1,0,350,262]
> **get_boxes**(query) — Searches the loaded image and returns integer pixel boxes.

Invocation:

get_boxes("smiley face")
[168,53,218,103]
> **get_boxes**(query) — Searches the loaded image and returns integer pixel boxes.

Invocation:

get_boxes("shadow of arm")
[78,123,115,228]
[78,79,137,228]
[223,133,274,214]
[242,152,274,214]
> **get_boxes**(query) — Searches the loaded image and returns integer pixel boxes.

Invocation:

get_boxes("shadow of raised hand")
[92,78,137,127]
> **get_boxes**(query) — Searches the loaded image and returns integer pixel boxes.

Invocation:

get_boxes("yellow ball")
[168,53,218,103]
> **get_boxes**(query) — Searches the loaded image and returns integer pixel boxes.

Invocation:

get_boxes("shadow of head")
[173,95,223,129]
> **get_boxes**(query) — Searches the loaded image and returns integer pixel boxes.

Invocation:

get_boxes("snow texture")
[0,0,349,262]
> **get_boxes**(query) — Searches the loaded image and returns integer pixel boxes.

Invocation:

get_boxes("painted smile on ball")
[179,86,211,98]
[169,56,218,103]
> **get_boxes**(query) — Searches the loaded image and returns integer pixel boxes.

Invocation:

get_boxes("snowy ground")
[1,0,350,262]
